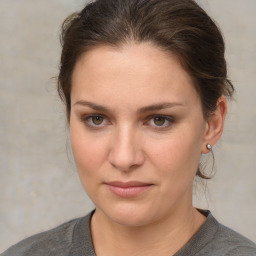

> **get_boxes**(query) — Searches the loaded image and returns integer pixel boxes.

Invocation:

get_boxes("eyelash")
[80,114,108,129]
[146,115,174,129]
[80,114,174,129]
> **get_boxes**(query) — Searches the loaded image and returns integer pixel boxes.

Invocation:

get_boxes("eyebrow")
[74,101,111,112]
[137,102,184,113]
[74,100,184,113]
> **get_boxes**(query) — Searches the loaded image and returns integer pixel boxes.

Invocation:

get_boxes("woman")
[2,0,256,255]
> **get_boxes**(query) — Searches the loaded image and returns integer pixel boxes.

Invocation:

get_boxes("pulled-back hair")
[58,0,234,178]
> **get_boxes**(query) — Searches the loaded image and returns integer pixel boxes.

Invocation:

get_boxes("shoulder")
[1,215,89,256]
[175,210,256,256]
[211,223,256,255]
[196,211,256,256]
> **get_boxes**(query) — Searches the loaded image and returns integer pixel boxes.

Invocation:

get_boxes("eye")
[147,115,174,128]
[81,114,107,128]
[152,116,167,126]
[90,115,104,125]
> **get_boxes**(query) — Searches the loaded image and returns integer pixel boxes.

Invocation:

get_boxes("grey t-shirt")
[2,210,256,256]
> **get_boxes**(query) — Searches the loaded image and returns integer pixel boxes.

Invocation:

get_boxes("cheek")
[70,129,110,200]
[69,122,108,179]
[144,131,202,179]
[145,135,201,204]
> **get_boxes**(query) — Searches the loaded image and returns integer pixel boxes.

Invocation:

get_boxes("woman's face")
[70,43,208,227]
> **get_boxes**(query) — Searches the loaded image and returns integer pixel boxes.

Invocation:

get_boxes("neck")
[91,206,206,256]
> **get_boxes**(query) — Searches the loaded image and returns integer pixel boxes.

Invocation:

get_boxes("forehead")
[71,42,199,109]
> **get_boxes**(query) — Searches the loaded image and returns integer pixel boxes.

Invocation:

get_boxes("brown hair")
[57,0,234,178]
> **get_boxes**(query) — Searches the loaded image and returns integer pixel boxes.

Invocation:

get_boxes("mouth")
[104,181,153,198]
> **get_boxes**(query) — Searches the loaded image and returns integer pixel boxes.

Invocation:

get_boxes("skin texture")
[70,42,226,255]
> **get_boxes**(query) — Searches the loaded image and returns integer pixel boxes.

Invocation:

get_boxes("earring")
[206,143,212,150]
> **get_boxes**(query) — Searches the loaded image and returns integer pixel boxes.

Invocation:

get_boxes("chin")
[98,203,158,227]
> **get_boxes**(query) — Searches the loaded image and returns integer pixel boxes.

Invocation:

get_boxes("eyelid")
[80,114,110,128]
[79,113,174,129]
[144,114,174,128]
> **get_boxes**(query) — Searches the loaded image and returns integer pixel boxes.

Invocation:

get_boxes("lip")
[104,181,153,198]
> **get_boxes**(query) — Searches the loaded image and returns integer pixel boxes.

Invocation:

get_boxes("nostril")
[108,145,145,172]
[108,128,145,171]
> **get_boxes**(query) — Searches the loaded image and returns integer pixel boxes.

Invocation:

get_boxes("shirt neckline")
[72,209,219,256]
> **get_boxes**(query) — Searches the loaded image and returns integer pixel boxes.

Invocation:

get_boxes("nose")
[108,125,145,172]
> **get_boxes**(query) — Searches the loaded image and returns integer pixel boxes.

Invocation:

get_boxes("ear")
[201,95,227,154]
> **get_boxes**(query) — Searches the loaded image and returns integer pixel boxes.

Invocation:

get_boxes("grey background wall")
[0,0,255,252]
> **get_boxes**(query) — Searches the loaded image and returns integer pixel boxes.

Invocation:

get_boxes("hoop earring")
[206,143,212,151]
